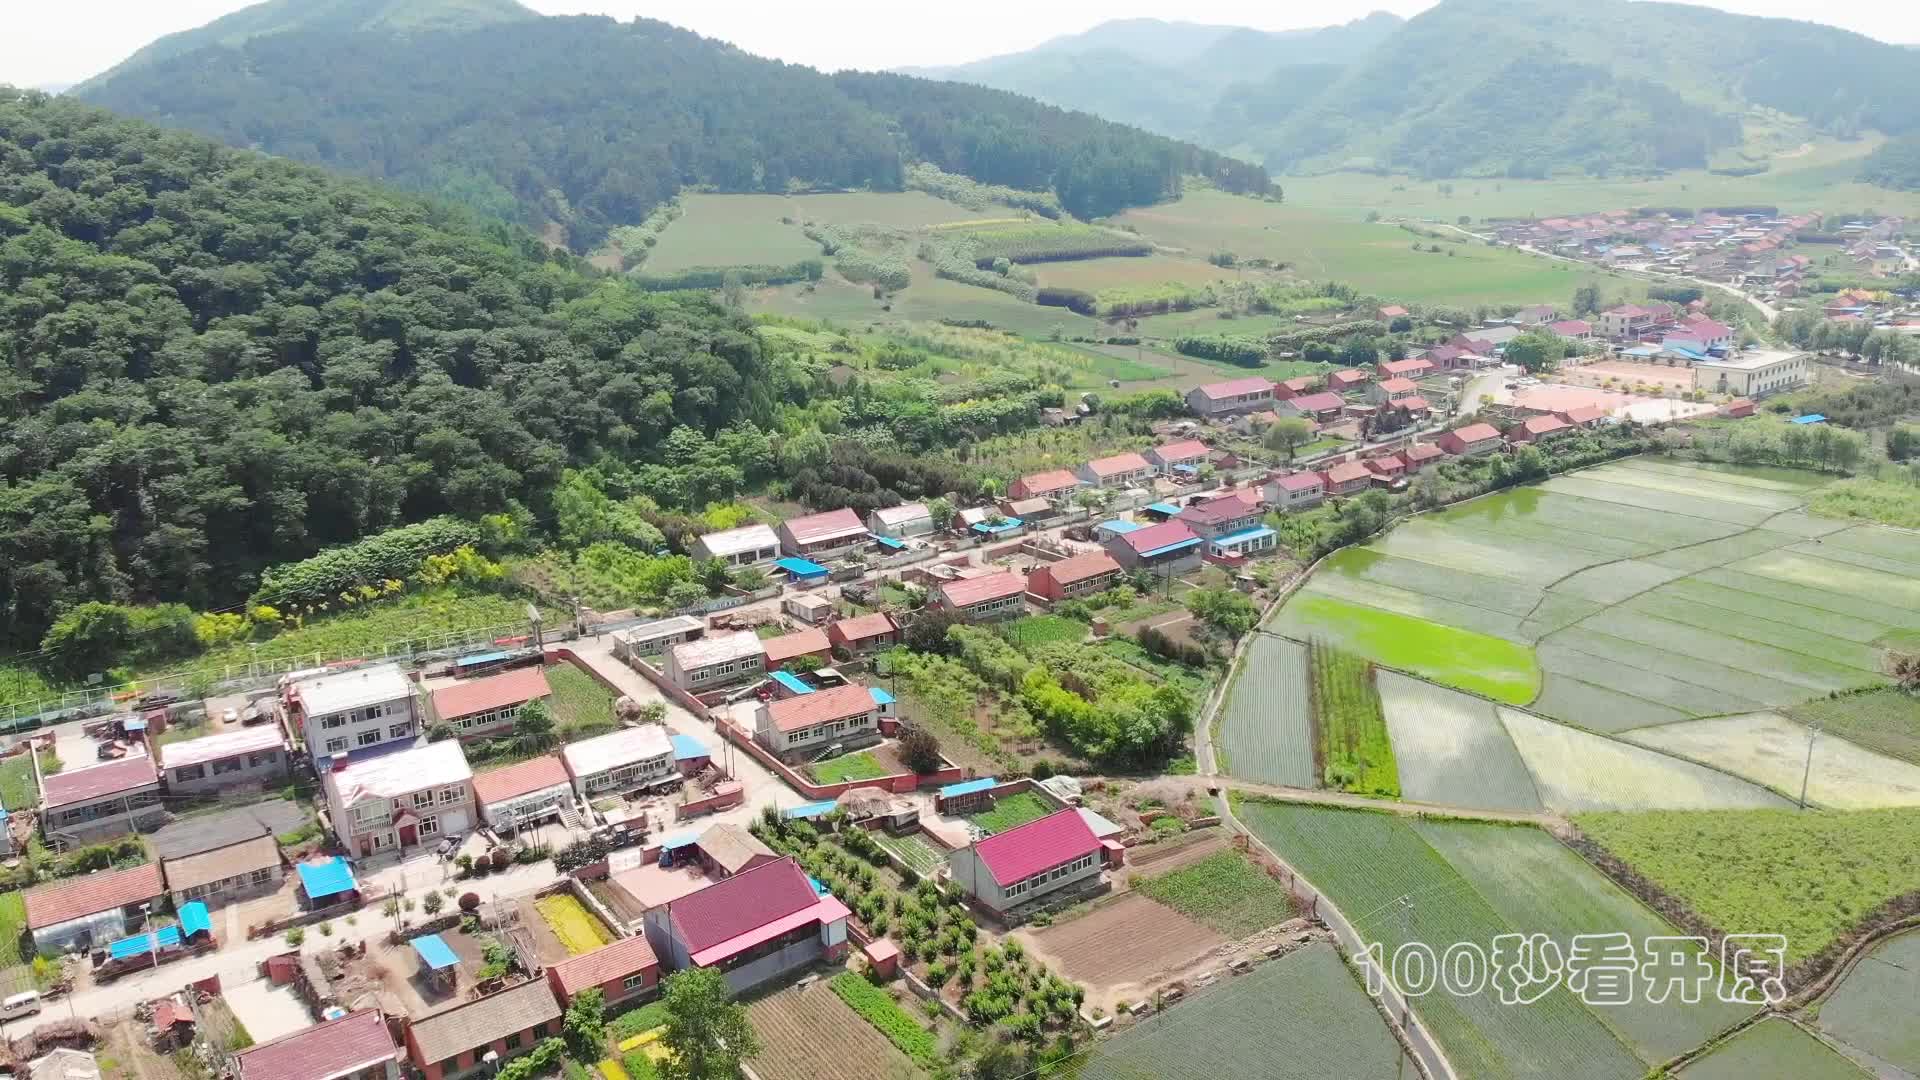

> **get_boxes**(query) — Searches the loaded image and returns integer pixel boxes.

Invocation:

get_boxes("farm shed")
[690,523,781,567]
[24,861,166,953]
[158,726,289,797]
[546,935,660,1008]
[403,979,563,1080]
[610,615,705,661]
[866,503,934,538]
[695,823,778,877]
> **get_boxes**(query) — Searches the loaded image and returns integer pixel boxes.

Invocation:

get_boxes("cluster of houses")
[1488,208,1830,284]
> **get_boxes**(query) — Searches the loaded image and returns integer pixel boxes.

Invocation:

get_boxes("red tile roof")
[1558,405,1608,426]
[1378,305,1409,317]
[1272,473,1324,492]
[1276,377,1315,394]
[1366,454,1407,473]
[1398,396,1431,411]
[1404,444,1445,463]
[1284,392,1344,413]
[783,508,865,544]
[973,808,1100,886]
[668,856,819,954]
[1034,551,1120,588]
[42,756,158,809]
[1512,416,1571,439]
[235,1008,397,1080]
[1379,359,1433,377]
[938,571,1028,610]
[24,862,164,929]
[765,683,883,734]
[1113,521,1199,555]
[471,754,570,806]
[1321,461,1372,486]
[548,936,660,999]
[1177,495,1254,526]
[1549,320,1592,336]
[1083,452,1150,478]
[828,611,898,644]
[1377,377,1418,394]
[1014,469,1080,496]
[762,627,831,666]
[429,666,551,722]
[1150,439,1209,463]
[1448,423,1502,444]
[1194,376,1273,400]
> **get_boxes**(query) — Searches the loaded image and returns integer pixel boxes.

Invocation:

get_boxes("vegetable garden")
[1309,643,1398,797]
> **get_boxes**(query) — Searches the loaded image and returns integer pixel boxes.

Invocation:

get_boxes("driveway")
[223,979,311,1043]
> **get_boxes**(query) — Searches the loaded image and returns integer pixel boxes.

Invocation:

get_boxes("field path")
[1162,773,1565,827]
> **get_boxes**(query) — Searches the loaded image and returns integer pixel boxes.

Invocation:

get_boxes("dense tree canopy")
[0,90,785,646]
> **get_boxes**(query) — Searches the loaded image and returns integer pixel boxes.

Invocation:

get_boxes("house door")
[399,822,418,846]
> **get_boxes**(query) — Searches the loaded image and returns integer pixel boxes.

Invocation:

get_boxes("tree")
[1263,418,1316,461]
[39,603,136,681]
[658,968,760,1080]
[1887,650,1920,693]
[1185,588,1257,638]
[513,699,557,752]
[1504,332,1566,375]
[564,987,608,1060]
[421,891,445,916]
[925,496,954,531]
[1572,284,1602,316]
[639,701,668,725]
[902,609,967,656]
[899,725,943,774]
[1889,425,1918,462]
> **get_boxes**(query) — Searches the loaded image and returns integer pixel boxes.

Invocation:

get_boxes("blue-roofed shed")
[1095,519,1142,540]
[868,533,907,550]
[108,925,180,961]
[936,776,999,814]
[670,734,711,761]
[785,799,839,820]
[770,670,814,696]
[1790,414,1827,425]
[295,857,357,903]
[1144,502,1182,519]
[774,557,829,582]
[940,778,996,798]
[659,831,699,849]
[1141,535,1203,559]
[412,934,460,971]
[970,518,1023,536]
[868,687,895,706]
[178,901,212,938]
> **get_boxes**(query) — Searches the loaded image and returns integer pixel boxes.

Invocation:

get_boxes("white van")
[0,991,42,1020]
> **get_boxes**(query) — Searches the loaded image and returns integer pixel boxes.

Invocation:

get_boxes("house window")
[439,786,462,805]
[175,764,207,782]
[414,791,433,808]
[532,1023,549,1040]
[623,973,648,991]
[248,751,278,767]
[419,817,440,836]
[251,867,274,885]
[321,715,346,730]
[389,723,411,739]
[503,1032,522,1051]
[326,737,349,754]
[356,729,382,747]
[213,757,243,775]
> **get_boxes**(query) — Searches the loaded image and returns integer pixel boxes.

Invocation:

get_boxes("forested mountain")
[74,13,1272,252]
[0,89,785,646]
[902,14,1403,143]
[1860,136,1920,191]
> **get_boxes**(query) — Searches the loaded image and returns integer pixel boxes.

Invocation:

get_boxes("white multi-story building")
[286,663,418,763]
[560,726,678,801]
[663,631,765,692]
[321,740,474,858]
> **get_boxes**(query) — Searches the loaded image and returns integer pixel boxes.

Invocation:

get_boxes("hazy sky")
[6,0,1917,89]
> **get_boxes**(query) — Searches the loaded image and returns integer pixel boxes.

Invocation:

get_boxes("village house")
[693,823,780,877]
[1365,454,1408,482]
[827,611,902,655]
[23,862,165,953]
[755,682,890,757]
[1144,439,1210,475]
[472,754,575,832]
[321,740,474,858]
[948,808,1105,916]
[1275,391,1344,422]
[1103,520,1203,574]
[1177,493,1273,558]
[1026,551,1123,603]
[1007,469,1081,502]
[642,856,851,993]
[426,666,551,742]
[157,726,288,797]
[664,631,765,693]
[234,1007,400,1080]
[689,523,782,567]
[1556,405,1608,429]
[403,980,563,1080]
[1597,304,1667,340]
[866,503,934,539]
[1667,316,1735,353]
[1264,472,1326,510]
[1076,452,1153,489]
[1272,376,1317,400]
[1548,319,1593,342]
[1368,378,1420,405]
[1184,376,1275,417]
[761,627,832,671]
[1378,357,1434,379]
[1691,350,1810,398]
[1402,444,1447,472]
[1327,369,1370,392]
[610,616,705,663]
[561,726,677,802]
[1511,304,1557,325]
[162,832,284,909]
[1437,423,1505,457]
[933,571,1029,622]
[546,936,661,1010]
[1455,326,1522,352]
[286,663,418,764]
[777,508,868,561]
[1319,460,1373,497]
[41,755,164,849]
[1507,415,1573,445]
[1378,305,1409,320]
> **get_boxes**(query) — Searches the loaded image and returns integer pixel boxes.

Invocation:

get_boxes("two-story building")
[1549,319,1593,342]
[1176,494,1274,558]
[1327,368,1370,393]
[546,936,660,1010]
[1103,520,1202,574]
[472,754,574,832]
[663,631,765,693]
[404,980,563,1080]
[754,683,887,757]
[642,856,850,993]
[690,523,782,567]
[158,727,288,798]
[1437,423,1505,457]
[41,755,165,849]
[1265,472,1326,510]
[1691,350,1809,398]
[1076,452,1153,490]
[932,571,1029,622]
[1026,551,1123,603]
[235,1008,400,1080]
[560,726,677,802]
[1007,469,1081,503]
[866,503,934,539]
[427,666,551,742]
[1368,377,1421,405]
[826,611,901,655]
[1185,377,1274,417]
[286,664,418,764]
[777,508,868,561]
[1598,304,1665,341]
[948,808,1104,916]
[321,741,475,859]
[1143,439,1209,476]
[1319,460,1374,497]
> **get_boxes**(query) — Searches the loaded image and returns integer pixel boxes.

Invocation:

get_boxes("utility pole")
[1799,719,1822,809]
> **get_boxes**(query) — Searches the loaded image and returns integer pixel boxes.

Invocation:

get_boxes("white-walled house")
[286,663,418,763]
[321,741,474,858]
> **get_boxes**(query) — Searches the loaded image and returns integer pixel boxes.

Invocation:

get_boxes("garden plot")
[1538,475,1781,526]
[1623,713,1920,809]
[1536,641,1767,721]
[1678,1019,1868,1080]
[745,979,923,1080]
[1270,593,1540,705]
[1019,893,1226,998]
[1499,708,1790,811]
[1530,674,1692,733]
[1789,689,1920,765]
[1815,929,1920,1074]
[1376,672,1541,811]
[1216,635,1314,787]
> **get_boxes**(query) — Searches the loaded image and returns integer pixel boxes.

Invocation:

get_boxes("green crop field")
[1111,189,1641,307]
[1376,671,1542,812]
[753,261,1104,339]
[872,831,946,876]
[1576,807,1920,964]
[646,192,1012,273]
[1215,635,1315,787]
[1272,593,1540,704]
[1789,690,1920,766]
[1309,643,1397,797]
[938,220,1151,263]
[1072,942,1404,1080]
[1135,850,1297,939]
[0,891,27,967]
[546,661,616,732]
[968,792,1054,834]
[1679,1019,1868,1080]
[1030,255,1237,292]
[810,751,890,784]
[1235,798,1692,1080]
[1004,615,1086,650]
[1815,929,1920,1073]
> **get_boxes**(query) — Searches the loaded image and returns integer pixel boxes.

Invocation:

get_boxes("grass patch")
[0,755,40,812]
[872,831,945,876]
[1788,689,1920,766]
[609,1000,671,1042]
[1275,593,1540,704]
[810,751,890,784]
[1576,807,1920,965]
[1135,850,1295,938]
[546,662,616,733]
[1308,643,1397,798]
[968,792,1054,834]
[533,894,614,955]
[1808,478,1920,530]
[1004,615,1086,651]
[0,892,26,967]
[0,665,67,713]
[828,973,939,1069]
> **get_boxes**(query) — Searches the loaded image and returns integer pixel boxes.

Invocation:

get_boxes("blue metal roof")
[971,518,1023,534]
[670,734,711,760]
[455,650,511,666]
[1141,537,1204,558]
[940,777,998,798]
[1145,502,1181,516]
[1097,519,1142,534]
[770,670,814,695]
[1790,414,1827,425]
[179,901,212,937]
[868,533,907,550]
[868,687,895,706]
[108,926,180,961]
[784,800,839,819]
[1212,525,1276,546]
[296,856,357,899]
[774,557,828,576]
[123,718,148,732]
[412,934,460,971]
[659,830,700,849]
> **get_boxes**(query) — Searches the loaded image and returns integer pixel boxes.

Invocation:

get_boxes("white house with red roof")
[753,682,889,756]
[777,508,868,560]
[1184,376,1274,417]
[1598,304,1668,340]
[826,611,902,655]
[156,725,288,798]
[1272,376,1317,400]
[41,754,164,849]
[321,741,474,858]
[1143,439,1209,474]
[1548,319,1593,342]
[642,856,850,992]
[1007,469,1082,502]
[472,754,574,831]
[1265,472,1326,510]
[1175,494,1264,540]
[1327,368,1370,392]
[1076,452,1153,489]
[1403,444,1447,471]
[947,808,1104,915]
[234,1008,400,1080]
[1027,551,1122,602]
[427,665,551,742]
[1368,377,1421,405]
[933,571,1029,622]
[1437,423,1505,457]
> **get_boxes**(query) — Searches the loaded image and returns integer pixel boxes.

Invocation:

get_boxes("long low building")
[663,631,765,693]
[561,726,677,801]
[932,571,1029,622]
[472,754,574,831]
[1026,551,1122,602]
[41,754,165,849]
[158,726,289,797]
[947,808,1104,916]
[235,1008,401,1080]
[162,833,284,909]
[642,856,850,993]
[427,666,552,741]
[24,861,166,953]
[404,979,562,1080]
[754,683,889,757]
[689,523,781,567]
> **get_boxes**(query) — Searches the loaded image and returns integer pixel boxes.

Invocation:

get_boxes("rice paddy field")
[1678,1019,1868,1080]
[1814,929,1920,1074]
[1624,712,1920,809]
[1071,942,1405,1080]
[1214,635,1314,787]
[1235,799,1751,1080]
[1499,708,1789,812]
[1375,672,1542,812]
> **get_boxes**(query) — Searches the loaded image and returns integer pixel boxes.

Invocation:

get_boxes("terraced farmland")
[1216,635,1314,787]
